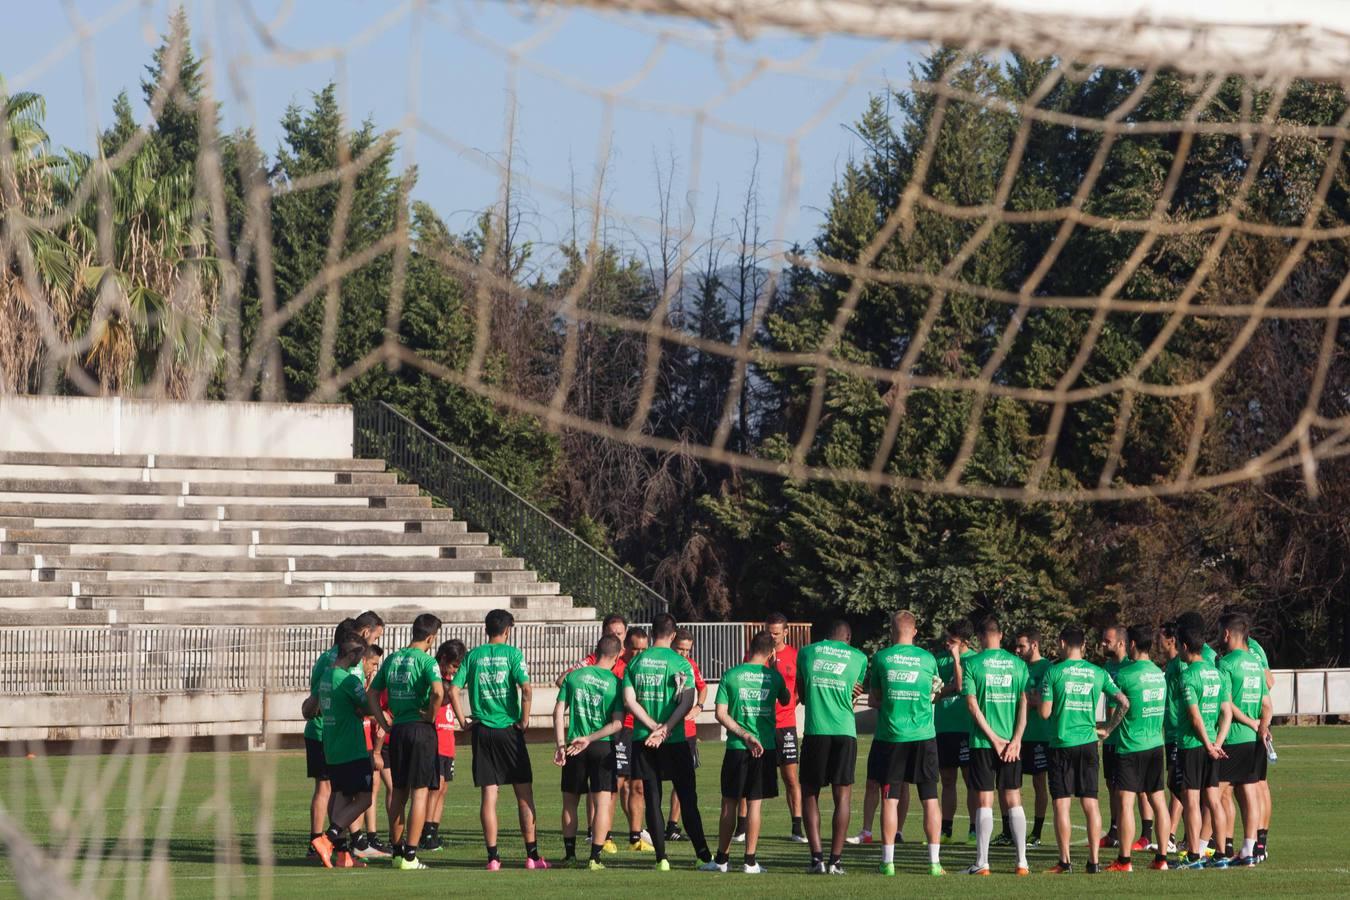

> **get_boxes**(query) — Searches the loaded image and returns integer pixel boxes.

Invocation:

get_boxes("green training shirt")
[869,643,940,743]
[961,647,1030,750]
[623,646,694,744]
[716,663,789,751]
[1112,658,1167,754]
[1162,655,1188,744]
[1202,643,1218,664]
[304,645,339,741]
[560,664,623,742]
[321,664,370,765]
[373,646,442,726]
[1103,657,1126,748]
[1041,658,1118,749]
[1217,648,1267,746]
[1179,659,1229,750]
[450,643,528,729]
[934,648,977,734]
[798,639,869,738]
[1022,657,1054,743]
[1248,637,1270,670]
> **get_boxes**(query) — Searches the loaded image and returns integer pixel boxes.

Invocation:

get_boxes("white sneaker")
[845,830,872,845]
[743,863,765,874]
[1167,839,1179,854]
[731,832,746,843]
[827,863,847,875]
[698,860,727,873]
[641,830,653,845]
[788,833,809,843]
[966,863,991,875]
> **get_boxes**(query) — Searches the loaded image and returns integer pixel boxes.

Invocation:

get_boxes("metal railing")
[353,401,667,620]
[0,622,814,696]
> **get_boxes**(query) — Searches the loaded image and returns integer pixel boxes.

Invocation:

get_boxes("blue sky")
[7,1,920,263]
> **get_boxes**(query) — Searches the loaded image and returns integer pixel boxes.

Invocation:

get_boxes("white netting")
[1,1,1348,504]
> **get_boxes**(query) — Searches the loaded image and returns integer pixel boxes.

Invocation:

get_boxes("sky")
[5,0,921,267]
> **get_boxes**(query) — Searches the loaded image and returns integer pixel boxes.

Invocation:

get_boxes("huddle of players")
[300,604,1273,877]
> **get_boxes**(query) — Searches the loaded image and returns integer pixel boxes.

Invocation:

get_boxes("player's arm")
[1099,690,1129,738]
[1009,692,1027,754]
[624,683,661,733]
[965,693,1007,753]
[1038,670,1054,720]
[301,694,320,720]
[517,681,532,731]
[448,680,471,730]
[365,689,392,733]
[1215,699,1233,749]
[424,678,444,724]
[716,701,764,756]
[690,680,708,723]
[552,694,569,765]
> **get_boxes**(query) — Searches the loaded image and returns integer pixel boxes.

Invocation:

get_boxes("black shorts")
[614,727,633,777]
[561,740,618,795]
[305,737,330,780]
[380,743,392,771]
[799,734,858,789]
[1102,743,1118,784]
[882,739,939,800]
[472,724,533,787]
[969,747,1023,792]
[1113,747,1165,794]
[936,731,969,768]
[1166,742,1183,794]
[1219,742,1261,786]
[866,739,895,784]
[1180,746,1219,791]
[329,757,374,797]
[389,722,439,790]
[437,754,455,783]
[721,748,780,800]
[631,740,698,784]
[1022,740,1050,775]
[777,727,800,765]
[1049,742,1099,799]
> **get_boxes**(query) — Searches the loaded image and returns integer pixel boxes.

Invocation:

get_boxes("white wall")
[0,395,352,458]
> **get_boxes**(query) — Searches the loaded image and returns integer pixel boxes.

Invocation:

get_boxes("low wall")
[0,395,352,459]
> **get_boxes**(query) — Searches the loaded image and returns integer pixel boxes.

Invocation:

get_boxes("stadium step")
[0,441,586,624]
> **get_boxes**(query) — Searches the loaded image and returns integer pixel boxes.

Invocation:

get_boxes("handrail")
[352,401,668,619]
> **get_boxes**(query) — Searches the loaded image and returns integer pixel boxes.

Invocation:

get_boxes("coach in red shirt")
[768,612,806,842]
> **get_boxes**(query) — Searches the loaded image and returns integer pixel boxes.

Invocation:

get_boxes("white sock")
[1009,806,1028,868]
[928,843,941,864]
[1242,838,1255,857]
[882,844,894,863]
[975,807,994,868]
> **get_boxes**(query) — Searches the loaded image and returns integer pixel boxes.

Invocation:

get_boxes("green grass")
[2,726,1347,898]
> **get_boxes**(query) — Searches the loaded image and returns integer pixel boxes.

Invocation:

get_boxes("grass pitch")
[1,726,1346,898]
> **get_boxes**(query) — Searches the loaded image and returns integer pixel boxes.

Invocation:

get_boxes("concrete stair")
[0,451,593,624]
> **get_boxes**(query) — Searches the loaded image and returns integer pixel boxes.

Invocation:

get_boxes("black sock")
[590,843,604,861]
[1187,852,1201,862]
[735,816,747,834]
[526,841,541,861]
[745,852,757,867]
[1257,828,1268,843]
[1086,861,1100,874]
[403,845,417,861]
[1141,820,1153,841]
[486,844,499,861]
[1224,838,1234,858]
[352,831,369,850]
[715,851,729,865]
[792,816,803,835]
[1059,859,1072,869]
[941,819,953,837]
[1032,816,1045,839]
[392,842,405,859]
[828,853,841,868]
[335,835,350,852]
[324,826,341,843]
[629,831,641,844]
[1117,854,1129,865]
[1001,814,1010,836]
[563,837,577,858]
[1154,852,1167,863]
[1106,822,1117,837]
[311,831,324,841]
[811,851,823,866]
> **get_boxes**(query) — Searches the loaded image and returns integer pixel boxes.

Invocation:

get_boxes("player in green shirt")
[1216,613,1271,866]
[866,610,944,877]
[554,633,626,871]
[448,609,547,871]
[1175,623,1233,868]
[623,613,712,870]
[1098,625,1171,872]
[1038,624,1127,874]
[1098,624,1142,851]
[796,620,868,875]
[934,619,975,844]
[705,630,789,874]
[962,616,1030,875]
[302,634,374,869]
[369,612,442,870]
[1014,626,1053,847]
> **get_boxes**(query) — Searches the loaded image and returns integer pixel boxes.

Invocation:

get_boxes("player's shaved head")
[892,610,917,642]
[828,620,852,642]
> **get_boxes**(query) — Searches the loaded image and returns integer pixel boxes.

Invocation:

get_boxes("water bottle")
[1263,733,1277,764]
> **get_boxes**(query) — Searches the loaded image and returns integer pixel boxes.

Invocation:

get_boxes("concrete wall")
[0,395,352,458]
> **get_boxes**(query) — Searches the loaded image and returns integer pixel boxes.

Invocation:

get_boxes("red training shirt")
[684,659,707,739]
[771,643,800,729]
[434,702,457,757]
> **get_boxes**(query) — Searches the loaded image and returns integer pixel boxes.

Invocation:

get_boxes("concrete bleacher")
[0,399,594,626]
